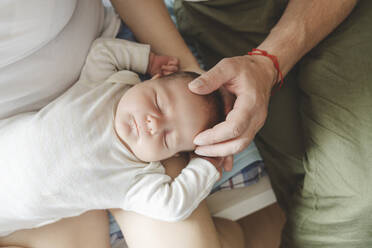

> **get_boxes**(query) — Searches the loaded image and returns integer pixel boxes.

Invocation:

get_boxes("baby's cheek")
[133,144,173,162]
[183,138,197,152]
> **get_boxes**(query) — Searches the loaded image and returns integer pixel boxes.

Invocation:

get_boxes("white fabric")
[0,0,121,119]
[0,38,219,237]
[0,0,76,68]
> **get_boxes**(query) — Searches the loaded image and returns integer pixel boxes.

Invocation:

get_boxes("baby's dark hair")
[161,71,225,130]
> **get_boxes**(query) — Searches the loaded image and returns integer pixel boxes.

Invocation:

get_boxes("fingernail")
[194,148,203,156]
[193,136,204,145]
[189,79,203,89]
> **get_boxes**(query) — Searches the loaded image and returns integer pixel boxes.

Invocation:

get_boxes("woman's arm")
[110,0,200,72]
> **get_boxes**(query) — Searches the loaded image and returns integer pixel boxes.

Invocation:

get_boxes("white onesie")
[0,38,219,237]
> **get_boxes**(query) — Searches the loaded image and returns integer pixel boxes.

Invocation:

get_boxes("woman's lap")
[110,201,222,248]
[0,156,227,248]
[109,155,222,248]
[0,210,111,248]
[109,154,246,248]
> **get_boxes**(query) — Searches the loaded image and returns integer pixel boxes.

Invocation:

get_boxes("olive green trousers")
[175,0,372,247]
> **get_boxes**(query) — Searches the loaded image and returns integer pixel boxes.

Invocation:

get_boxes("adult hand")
[188,55,278,157]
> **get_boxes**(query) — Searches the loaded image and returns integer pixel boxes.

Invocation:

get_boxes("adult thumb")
[188,61,232,94]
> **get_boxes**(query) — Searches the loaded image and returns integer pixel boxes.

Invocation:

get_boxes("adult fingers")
[194,135,253,157]
[188,58,235,95]
[194,111,265,156]
[194,96,251,145]
[218,87,235,115]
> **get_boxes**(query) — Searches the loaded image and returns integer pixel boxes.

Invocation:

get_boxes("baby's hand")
[189,152,224,179]
[147,52,179,77]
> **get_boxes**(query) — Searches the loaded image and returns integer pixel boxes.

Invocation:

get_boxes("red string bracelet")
[247,48,284,89]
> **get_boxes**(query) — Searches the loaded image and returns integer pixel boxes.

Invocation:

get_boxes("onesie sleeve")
[79,38,150,86]
[123,158,220,222]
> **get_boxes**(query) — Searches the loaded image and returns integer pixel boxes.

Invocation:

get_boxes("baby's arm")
[123,158,220,222]
[79,38,151,85]
[79,38,179,85]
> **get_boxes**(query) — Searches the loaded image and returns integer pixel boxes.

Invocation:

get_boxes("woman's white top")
[0,38,219,237]
[0,0,120,119]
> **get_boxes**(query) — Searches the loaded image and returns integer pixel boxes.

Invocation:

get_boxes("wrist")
[257,22,306,78]
[260,54,280,89]
[246,50,280,89]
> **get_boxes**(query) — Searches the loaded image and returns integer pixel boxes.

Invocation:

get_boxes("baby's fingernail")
[189,79,203,89]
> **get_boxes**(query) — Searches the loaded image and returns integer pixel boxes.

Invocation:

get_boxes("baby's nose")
[146,115,163,135]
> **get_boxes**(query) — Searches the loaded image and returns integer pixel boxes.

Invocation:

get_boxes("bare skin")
[110,0,201,72]
[110,154,244,248]
[112,0,357,170]
[189,0,358,159]
[2,1,356,247]
[0,210,111,248]
[0,2,240,246]
[0,155,244,248]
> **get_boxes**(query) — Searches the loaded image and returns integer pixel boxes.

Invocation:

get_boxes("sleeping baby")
[0,38,225,237]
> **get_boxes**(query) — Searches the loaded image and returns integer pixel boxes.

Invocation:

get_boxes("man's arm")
[258,0,358,77]
[110,0,201,72]
[189,0,358,157]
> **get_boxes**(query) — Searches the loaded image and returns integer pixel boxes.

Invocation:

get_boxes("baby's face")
[114,77,211,162]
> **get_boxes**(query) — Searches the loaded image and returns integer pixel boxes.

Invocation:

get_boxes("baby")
[114,71,224,162]
[0,38,224,236]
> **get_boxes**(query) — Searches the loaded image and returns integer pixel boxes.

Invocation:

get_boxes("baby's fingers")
[163,70,175,76]
[161,65,179,72]
[168,57,179,66]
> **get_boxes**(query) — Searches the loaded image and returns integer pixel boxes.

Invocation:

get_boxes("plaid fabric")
[212,161,265,192]
[109,214,128,248]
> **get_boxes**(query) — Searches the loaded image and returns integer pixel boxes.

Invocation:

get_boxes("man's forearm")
[110,0,200,71]
[258,0,357,77]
